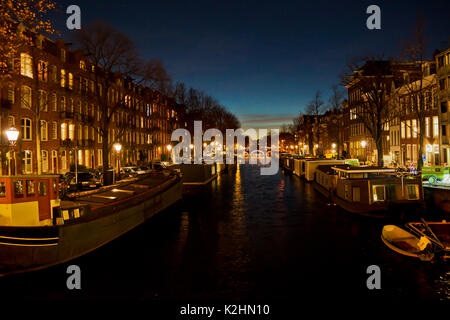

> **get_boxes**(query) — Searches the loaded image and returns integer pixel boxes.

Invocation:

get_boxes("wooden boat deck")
[61,173,174,210]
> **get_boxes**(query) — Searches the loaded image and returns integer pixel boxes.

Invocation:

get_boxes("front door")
[38,180,51,220]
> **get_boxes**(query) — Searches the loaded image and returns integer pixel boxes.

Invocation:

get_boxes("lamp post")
[6,127,19,176]
[361,140,367,163]
[114,143,122,180]
[166,144,172,163]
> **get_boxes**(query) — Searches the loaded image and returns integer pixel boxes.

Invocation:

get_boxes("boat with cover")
[0,170,182,276]
[314,165,424,217]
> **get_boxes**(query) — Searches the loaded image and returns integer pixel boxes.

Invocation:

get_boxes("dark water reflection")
[1,164,449,301]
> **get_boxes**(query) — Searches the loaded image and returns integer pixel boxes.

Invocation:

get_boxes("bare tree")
[73,21,142,182]
[397,17,436,169]
[342,56,398,166]
[6,1,57,174]
[305,90,324,154]
[327,84,345,157]
[141,59,172,94]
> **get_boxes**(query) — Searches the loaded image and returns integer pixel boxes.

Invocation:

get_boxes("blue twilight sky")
[53,0,449,130]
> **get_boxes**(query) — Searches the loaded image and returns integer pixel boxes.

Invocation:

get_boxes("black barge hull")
[0,174,182,276]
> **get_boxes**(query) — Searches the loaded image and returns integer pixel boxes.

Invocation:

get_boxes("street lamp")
[361,140,367,163]
[113,143,122,180]
[6,127,19,175]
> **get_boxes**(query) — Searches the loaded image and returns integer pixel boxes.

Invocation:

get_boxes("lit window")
[61,123,67,140]
[68,73,73,90]
[61,69,66,87]
[433,116,439,137]
[98,149,103,166]
[69,124,74,140]
[80,60,86,70]
[20,53,33,78]
[38,61,48,81]
[372,185,385,202]
[412,119,417,138]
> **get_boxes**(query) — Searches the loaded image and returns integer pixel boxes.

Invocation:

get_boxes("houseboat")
[284,156,358,181]
[0,171,182,276]
[314,165,424,217]
[280,154,295,174]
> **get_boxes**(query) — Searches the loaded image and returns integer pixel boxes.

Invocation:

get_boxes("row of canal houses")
[0,29,184,176]
[295,47,450,169]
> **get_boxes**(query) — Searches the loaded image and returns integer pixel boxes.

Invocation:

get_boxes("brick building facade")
[0,35,181,175]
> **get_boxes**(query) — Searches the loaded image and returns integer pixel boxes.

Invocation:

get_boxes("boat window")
[372,185,385,202]
[26,180,35,196]
[0,182,5,197]
[39,182,47,196]
[14,180,24,197]
[407,185,419,200]
[352,187,360,202]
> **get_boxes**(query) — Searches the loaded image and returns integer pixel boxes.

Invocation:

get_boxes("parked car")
[120,167,137,178]
[137,166,151,174]
[422,166,450,184]
[151,161,167,171]
[121,166,147,175]
[65,172,102,191]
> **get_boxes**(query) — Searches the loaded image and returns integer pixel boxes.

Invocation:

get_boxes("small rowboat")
[381,225,434,261]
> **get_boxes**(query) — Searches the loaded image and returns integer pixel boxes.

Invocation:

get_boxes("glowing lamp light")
[361,140,367,148]
[189,144,194,149]
[314,144,318,149]
[332,143,336,149]
[6,127,19,144]
[113,143,122,153]
[166,144,172,151]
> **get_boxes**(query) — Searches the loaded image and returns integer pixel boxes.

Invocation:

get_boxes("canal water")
[1,164,449,304]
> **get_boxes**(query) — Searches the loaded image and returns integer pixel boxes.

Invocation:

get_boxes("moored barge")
[0,171,182,276]
[314,165,424,217]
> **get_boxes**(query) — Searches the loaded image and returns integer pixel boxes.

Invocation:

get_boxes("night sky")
[53,0,450,130]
